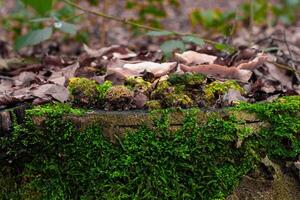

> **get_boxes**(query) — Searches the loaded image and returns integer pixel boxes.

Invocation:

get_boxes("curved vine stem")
[61,0,219,45]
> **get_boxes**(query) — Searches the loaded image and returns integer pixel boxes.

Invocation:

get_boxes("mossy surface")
[0,96,299,199]
[68,77,99,107]
[204,80,245,103]
[105,85,134,110]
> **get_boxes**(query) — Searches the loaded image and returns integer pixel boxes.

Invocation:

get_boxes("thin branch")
[284,31,300,82]
[61,0,219,45]
[267,61,300,75]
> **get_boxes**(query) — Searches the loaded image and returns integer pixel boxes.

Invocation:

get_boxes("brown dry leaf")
[0,79,13,93]
[222,89,247,106]
[31,84,69,102]
[0,94,16,107]
[180,64,252,82]
[84,44,120,58]
[264,62,294,90]
[175,51,217,65]
[123,62,177,77]
[49,76,66,86]
[84,44,136,60]
[12,87,32,100]
[105,67,139,85]
[236,53,268,70]
[133,93,148,109]
[61,62,80,80]
[13,71,37,86]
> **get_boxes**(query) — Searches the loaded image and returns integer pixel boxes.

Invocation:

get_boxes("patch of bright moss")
[145,100,162,110]
[236,95,300,159]
[26,103,85,117]
[204,80,245,103]
[105,85,134,110]
[168,73,206,88]
[163,93,194,108]
[68,77,99,107]
[151,80,173,99]
[96,80,113,100]
[125,77,151,92]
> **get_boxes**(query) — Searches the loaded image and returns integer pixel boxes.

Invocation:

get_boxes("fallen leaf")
[133,93,148,109]
[180,64,252,82]
[123,61,177,76]
[61,62,80,80]
[31,84,69,102]
[236,53,268,70]
[175,51,217,64]
[222,89,247,106]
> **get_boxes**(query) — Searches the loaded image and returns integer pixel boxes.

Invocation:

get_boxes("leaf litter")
[0,26,299,110]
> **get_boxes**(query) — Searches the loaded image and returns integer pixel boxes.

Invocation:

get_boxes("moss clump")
[204,80,245,103]
[96,80,113,100]
[125,77,151,93]
[68,77,99,107]
[145,100,162,110]
[150,79,197,109]
[168,73,206,88]
[150,80,173,99]
[26,103,85,117]
[163,93,194,108]
[105,85,134,110]
[236,95,300,159]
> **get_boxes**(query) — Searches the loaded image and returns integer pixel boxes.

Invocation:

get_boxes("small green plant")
[204,80,245,103]
[7,0,79,50]
[125,0,179,29]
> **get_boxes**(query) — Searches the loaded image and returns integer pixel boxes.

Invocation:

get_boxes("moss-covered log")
[0,96,299,199]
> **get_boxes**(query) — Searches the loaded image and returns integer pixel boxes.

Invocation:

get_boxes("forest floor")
[0,0,299,111]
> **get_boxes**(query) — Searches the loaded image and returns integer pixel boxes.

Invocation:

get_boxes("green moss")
[68,77,99,107]
[145,100,162,110]
[150,80,173,99]
[125,77,151,92]
[204,80,245,103]
[1,96,299,199]
[168,73,206,88]
[236,95,300,159]
[163,93,194,108]
[150,80,196,108]
[105,85,134,110]
[96,80,113,99]
[26,103,85,117]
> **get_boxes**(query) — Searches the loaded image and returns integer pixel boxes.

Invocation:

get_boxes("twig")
[267,61,300,75]
[61,0,219,45]
[283,31,300,82]
[249,0,254,45]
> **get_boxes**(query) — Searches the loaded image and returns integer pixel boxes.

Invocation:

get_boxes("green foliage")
[160,40,185,57]
[146,30,174,36]
[9,1,78,49]
[1,96,299,199]
[204,80,245,103]
[189,9,236,35]
[96,80,113,100]
[126,0,179,28]
[182,35,205,47]
[168,73,206,88]
[14,27,53,50]
[21,0,53,15]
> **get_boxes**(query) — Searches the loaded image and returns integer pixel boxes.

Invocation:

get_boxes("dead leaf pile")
[0,34,299,110]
